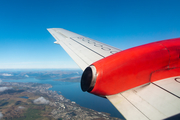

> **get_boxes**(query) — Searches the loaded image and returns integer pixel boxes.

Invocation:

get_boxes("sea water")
[3,77,124,119]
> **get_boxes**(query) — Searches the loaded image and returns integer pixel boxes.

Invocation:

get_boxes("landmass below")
[0,82,122,120]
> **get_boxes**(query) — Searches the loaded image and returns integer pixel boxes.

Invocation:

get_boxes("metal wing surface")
[48,28,180,120]
[107,76,180,120]
[47,28,121,70]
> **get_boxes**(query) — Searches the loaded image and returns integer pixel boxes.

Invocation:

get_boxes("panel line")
[70,38,106,58]
[152,83,180,99]
[52,32,90,66]
[121,93,150,120]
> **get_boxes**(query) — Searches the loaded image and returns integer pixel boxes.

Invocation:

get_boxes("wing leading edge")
[48,28,180,120]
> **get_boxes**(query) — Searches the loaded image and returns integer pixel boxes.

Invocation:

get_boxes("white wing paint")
[107,76,180,120]
[48,28,180,120]
[47,28,121,70]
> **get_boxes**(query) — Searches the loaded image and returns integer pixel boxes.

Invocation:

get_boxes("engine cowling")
[81,38,180,96]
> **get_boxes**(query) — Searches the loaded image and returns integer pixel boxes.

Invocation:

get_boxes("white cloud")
[25,75,29,77]
[0,112,3,120]
[1,73,13,76]
[0,61,79,69]
[0,87,12,92]
[33,97,49,104]
[0,80,2,84]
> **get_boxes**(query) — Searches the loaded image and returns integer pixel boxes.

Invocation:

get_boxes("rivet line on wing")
[70,38,105,58]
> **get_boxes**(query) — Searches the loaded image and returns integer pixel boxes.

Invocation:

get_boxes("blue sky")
[0,0,180,69]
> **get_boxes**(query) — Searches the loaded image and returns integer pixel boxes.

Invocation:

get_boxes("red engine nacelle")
[81,38,180,96]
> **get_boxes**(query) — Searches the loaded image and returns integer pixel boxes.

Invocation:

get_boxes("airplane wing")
[47,28,180,120]
[107,77,180,120]
[47,28,121,70]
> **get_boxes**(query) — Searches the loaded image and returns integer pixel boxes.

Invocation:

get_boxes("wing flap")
[107,93,149,120]
[107,78,180,120]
